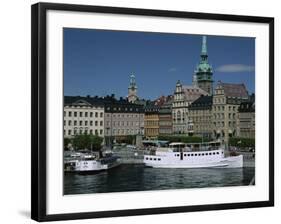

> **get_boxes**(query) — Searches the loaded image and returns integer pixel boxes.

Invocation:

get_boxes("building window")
[90,121,93,126]
[80,112,83,117]
[79,121,82,126]
[100,112,103,117]
[95,121,98,126]
[100,129,103,135]
[68,111,72,117]
[95,130,98,135]
[85,121,88,126]
[95,112,98,117]
[90,129,93,134]
[74,120,77,126]
[74,112,77,117]
[68,130,71,135]
[85,112,88,117]
[90,112,93,117]
[100,121,103,126]
[68,120,71,126]
[64,111,66,117]
[64,120,66,125]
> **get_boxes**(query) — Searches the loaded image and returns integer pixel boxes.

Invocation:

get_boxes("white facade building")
[64,97,104,137]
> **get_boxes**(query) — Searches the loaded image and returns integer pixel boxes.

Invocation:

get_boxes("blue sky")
[64,28,255,100]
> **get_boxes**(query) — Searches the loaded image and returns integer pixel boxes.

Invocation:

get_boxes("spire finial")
[129,73,137,89]
[201,36,207,55]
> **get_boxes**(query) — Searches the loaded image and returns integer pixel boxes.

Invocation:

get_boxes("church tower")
[128,73,138,103]
[193,36,214,95]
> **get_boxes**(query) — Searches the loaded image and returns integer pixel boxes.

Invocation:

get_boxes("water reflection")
[64,164,255,195]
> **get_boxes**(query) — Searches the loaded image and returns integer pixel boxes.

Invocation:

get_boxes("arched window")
[177,111,181,120]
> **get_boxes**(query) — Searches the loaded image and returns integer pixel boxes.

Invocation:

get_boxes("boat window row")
[174,151,223,157]
[145,157,161,161]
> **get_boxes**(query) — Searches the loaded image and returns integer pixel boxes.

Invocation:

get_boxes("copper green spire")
[193,35,213,95]
[201,36,207,56]
[200,36,208,63]
[129,73,137,90]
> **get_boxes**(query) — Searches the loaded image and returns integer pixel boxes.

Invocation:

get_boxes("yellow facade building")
[144,105,160,138]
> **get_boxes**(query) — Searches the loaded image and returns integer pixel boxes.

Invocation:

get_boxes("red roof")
[220,83,248,98]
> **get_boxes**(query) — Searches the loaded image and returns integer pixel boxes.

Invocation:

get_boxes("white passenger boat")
[65,151,120,173]
[143,142,243,168]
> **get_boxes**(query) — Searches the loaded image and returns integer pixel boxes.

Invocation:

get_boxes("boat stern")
[224,155,243,168]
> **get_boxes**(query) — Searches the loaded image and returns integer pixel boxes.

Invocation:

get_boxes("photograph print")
[63,28,255,195]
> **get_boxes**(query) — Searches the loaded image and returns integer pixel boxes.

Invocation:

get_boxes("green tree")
[64,137,71,150]
[117,135,136,144]
[229,137,255,148]
[91,134,103,151]
[72,134,103,151]
[158,135,210,143]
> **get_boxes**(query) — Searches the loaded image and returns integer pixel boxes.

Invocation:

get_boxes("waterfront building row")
[63,36,255,144]
[64,95,144,139]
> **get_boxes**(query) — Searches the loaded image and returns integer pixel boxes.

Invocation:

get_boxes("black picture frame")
[31,2,274,222]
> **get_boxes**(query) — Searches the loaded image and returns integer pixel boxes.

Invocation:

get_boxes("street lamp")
[248,123,251,139]
[106,127,110,148]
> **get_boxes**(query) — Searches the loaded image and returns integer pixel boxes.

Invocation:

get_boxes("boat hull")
[144,149,243,168]
[77,162,121,174]
[74,157,121,174]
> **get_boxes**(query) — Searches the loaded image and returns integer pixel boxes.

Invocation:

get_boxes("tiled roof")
[64,96,144,114]
[189,95,213,110]
[238,101,255,113]
[154,95,174,106]
[64,96,105,106]
[182,85,208,101]
[220,83,248,98]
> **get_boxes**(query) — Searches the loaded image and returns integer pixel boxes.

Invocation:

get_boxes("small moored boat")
[65,151,121,174]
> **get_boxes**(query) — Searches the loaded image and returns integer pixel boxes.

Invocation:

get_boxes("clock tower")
[128,73,138,103]
[193,36,214,95]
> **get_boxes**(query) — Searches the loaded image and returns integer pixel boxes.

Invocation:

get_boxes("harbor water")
[64,164,255,195]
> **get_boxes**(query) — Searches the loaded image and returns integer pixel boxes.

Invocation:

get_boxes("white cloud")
[216,64,255,73]
[168,67,177,72]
